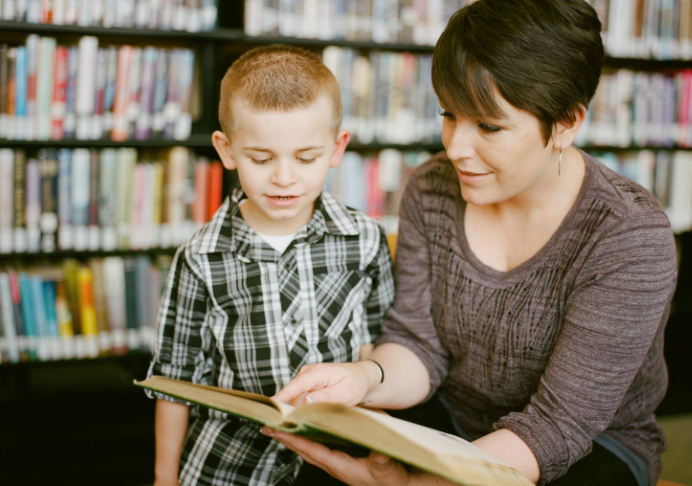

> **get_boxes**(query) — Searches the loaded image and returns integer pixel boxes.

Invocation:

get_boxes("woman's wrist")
[355,358,385,397]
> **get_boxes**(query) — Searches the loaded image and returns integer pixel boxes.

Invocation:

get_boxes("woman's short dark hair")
[432,0,604,145]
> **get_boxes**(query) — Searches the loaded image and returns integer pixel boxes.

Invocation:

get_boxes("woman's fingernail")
[305,395,312,404]
[260,427,274,437]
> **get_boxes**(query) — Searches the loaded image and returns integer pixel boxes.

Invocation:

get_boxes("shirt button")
[291,318,298,325]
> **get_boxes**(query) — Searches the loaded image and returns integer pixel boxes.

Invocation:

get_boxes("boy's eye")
[298,157,316,164]
[478,123,501,133]
[251,158,271,164]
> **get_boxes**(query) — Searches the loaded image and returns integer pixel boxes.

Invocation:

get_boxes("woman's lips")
[457,168,491,184]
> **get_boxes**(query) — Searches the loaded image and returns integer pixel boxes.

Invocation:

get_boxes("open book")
[135,376,533,486]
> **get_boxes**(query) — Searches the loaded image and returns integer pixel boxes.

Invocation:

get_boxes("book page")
[289,403,534,486]
[136,376,285,425]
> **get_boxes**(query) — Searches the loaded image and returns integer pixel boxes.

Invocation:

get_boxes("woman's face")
[440,92,558,207]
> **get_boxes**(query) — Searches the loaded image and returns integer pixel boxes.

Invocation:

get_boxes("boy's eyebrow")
[242,146,325,152]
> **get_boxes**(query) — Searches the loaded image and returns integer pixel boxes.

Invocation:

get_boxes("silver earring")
[558,150,562,176]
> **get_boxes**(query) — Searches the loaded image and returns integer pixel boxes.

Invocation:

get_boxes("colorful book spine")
[54,279,75,359]
[42,279,64,360]
[52,45,68,140]
[207,160,223,221]
[63,45,78,138]
[38,148,59,252]
[0,273,20,363]
[135,46,157,140]
[18,272,38,360]
[70,148,90,251]
[36,36,56,140]
[24,158,41,252]
[5,47,17,140]
[98,148,118,250]
[14,46,27,141]
[0,149,13,253]
[88,149,101,250]
[57,148,73,250]
[77,266,100,358]
[75,36,98,140]
[25,34,38,140]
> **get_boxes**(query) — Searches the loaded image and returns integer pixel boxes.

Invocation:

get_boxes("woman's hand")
[273,360,380,406]
[261,427,411,486]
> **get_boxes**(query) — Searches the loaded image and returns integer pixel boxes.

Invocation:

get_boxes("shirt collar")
[195,188,360,258]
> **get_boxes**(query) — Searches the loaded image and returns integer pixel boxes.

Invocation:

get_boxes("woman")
[266,1,677,485]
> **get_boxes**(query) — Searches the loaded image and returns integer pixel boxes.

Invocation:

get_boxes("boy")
[147,45,395,486]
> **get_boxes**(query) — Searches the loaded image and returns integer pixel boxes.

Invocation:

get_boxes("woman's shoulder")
[581,151,671,229]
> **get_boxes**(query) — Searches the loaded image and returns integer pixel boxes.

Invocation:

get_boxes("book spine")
[12,149,26,252]
[151,47,168,136]
[6,47,16,140]
[29,274,50,360]
[0,273,20,363]
[135,46,157,141]
[0,149,14,253]
[54,279,75,359]
[98,148,117,250]
[162,48,179,140]
[25,34,38,140]
[115,147,136,249]
[8,271,28,361]
[101,45,118,133]
[75,35,98,140]
[51,45,68,140]
[56,148,73,250]
[102,256,127,355]
[39,0,51,23]
[87,149,101,250]
[26,0,40,22]
[123,257,140,349]
[70,148,90,251]
[192,157,209,229]
[63,45,78,138]
[64,0,77,24]
[36,36,55,140]
[207,160,223,221]
[151,161,164,248]
[38,148,58,253]
[110,45,132,142]
[24,158,41,253]
[91,47,106,140]
[61,259,83,357]
[42,279,63,360]
[52,0,65,24]
[77,266,99,358]
[1,44,7,140]
[129,162,146,250]
[14,46,26,141]
[89,259,112,354]
[173,49,194,140]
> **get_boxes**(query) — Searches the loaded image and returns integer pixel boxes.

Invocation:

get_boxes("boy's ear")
[212,130,237,170]
[329,129,351,168]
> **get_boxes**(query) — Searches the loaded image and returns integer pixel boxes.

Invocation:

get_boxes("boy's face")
[212,95,350,236]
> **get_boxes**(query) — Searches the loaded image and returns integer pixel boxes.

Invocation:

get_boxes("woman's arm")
[273,342,431,408]
[154,399,189,486]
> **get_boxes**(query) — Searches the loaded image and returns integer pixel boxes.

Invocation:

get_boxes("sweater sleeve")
[495,212,677,484]
[377,175,450,397]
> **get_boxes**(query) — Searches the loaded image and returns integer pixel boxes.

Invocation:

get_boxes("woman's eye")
[478,123,501,133]
[437,108,454,119]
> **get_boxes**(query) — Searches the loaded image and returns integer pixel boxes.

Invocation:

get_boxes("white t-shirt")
[254,230,297,254]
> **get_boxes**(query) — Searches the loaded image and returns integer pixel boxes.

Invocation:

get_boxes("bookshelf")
[1,1,692,485]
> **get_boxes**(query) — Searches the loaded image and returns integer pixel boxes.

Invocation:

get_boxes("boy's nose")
[271,160,296,186]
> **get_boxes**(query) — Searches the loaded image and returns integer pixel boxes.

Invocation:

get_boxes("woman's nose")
[444,123,476,161]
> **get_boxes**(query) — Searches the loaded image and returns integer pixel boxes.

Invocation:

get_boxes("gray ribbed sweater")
[378,150,677,485]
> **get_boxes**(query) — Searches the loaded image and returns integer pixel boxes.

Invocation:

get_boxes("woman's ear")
[553,105,587,151]
[212,130,237,170]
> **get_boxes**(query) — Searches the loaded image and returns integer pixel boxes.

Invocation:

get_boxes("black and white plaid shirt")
[147,188,395,486]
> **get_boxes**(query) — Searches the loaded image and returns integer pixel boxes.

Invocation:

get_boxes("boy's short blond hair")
[219,45,342,137]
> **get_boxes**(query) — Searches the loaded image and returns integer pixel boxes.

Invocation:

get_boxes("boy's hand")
[273,361,381,406]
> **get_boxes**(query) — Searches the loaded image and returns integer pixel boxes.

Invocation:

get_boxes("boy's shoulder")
[319,191,386,242]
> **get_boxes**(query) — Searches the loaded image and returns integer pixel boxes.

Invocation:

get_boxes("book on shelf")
[0,146,224,254]
[322,46,440,145]
[0,254,173,363]
[135,376,532,486]
[0,37,198,142]
[244,0,467,46]
[0,0,218,31]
